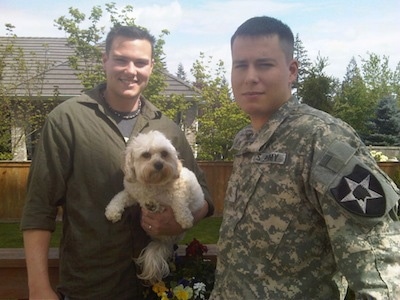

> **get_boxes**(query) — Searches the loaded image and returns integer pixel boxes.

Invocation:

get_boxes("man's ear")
[289,59,299,84]
[102,53,108,70]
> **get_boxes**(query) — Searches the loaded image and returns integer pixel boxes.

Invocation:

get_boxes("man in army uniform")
[210,16,400,299]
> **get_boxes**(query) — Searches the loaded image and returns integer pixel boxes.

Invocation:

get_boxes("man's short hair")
[231,16,294,61]
[105,25,156,58]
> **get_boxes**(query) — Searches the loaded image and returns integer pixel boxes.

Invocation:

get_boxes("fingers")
[140,215,153,234]
[141,206,184,236]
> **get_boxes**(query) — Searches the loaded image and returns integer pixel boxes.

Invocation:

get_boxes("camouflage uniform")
[210,96,400,299]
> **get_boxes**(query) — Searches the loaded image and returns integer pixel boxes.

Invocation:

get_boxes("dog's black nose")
[154,161,163,170]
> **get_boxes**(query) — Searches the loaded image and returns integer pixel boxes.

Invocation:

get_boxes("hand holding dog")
[141,206,185,236]
[141,199,209,236]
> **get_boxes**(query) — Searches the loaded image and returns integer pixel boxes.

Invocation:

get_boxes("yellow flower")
[152,281,169,296]
[173,284,193,300]
[160,292,169,300]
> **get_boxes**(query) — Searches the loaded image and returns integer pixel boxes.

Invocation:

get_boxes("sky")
[1,0,399,82]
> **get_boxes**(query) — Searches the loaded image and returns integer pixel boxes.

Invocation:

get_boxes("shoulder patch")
[330,164,386,217]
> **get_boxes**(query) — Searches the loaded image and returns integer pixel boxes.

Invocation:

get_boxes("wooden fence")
[1,161,400,221]
[0,161,232,220]
[0,162,31,221]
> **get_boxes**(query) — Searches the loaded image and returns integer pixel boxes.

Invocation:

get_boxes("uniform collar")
[232,95,299,154]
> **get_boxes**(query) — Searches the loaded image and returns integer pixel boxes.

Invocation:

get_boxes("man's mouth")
[243,91,263,96]
[120,78,138,84]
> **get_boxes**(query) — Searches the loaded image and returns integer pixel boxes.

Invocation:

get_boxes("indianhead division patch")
[330,164,386,217]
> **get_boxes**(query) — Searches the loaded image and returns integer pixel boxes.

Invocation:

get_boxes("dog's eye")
[142,152,151,159]
[161,150,169,158]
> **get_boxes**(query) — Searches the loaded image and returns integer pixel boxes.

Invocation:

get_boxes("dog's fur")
[105,130,205,285]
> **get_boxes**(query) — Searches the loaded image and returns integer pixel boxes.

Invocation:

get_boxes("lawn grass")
[181,216,221,244]
[0,216,222,248]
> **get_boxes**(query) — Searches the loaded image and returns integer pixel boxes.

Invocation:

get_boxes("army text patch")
[251,152,286,164]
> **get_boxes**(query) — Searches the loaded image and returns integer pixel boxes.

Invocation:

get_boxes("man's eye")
[135,61,148,68]
[115,58,126,64]
[258,63,273,68]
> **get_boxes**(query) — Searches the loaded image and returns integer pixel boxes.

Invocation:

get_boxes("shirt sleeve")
[21,113,71,232]
[309,133,400,298]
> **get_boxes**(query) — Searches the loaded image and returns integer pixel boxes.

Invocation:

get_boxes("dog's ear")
[175,159,183,179]
[122,148,136,181]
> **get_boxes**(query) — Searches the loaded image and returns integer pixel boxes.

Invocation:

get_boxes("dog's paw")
[105,204,124,223]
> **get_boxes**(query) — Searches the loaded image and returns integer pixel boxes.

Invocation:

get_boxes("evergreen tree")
[293,33,312,94]
[364,95,400,146]
[176,62,187,81]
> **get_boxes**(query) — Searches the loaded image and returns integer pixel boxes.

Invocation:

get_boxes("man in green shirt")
[21,26,213,299]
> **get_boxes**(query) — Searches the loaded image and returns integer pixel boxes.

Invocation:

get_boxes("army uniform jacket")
[211,96,400,299]
[21,83,213,300]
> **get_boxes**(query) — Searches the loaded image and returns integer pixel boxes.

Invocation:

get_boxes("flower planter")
[377,162,400,182]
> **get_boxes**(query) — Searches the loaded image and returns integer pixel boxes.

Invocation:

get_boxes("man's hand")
[141,206,184,236]
[140,201,209,236]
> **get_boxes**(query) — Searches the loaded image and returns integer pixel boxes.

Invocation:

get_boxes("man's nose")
[244,65,259,84]
[126,61,137,74]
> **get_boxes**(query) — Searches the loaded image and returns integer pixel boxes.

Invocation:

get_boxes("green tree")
[298,54,338,113]
[191,53,249,160]
[361,53,394,106]
[364,95,400,146]
[334,57,370,136]
[0,26,59,160]
[54,6,106,89]
[176,63,187,81]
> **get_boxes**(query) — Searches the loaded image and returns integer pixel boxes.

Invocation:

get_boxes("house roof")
[0,37,197,99]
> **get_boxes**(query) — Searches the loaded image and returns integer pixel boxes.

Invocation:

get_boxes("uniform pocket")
[231,161,297,260]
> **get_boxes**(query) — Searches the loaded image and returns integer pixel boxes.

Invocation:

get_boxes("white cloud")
[133,1,184,34]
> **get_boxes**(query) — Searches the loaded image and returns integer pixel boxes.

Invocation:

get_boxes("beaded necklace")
[102,92,141,120]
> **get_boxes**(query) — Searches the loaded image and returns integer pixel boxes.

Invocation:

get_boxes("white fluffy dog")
[105,130,206,285]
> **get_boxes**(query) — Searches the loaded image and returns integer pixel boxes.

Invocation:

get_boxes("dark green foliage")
[296,54,338,114]
[364,95,400,146]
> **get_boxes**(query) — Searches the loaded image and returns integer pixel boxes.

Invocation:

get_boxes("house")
[0,36,199,160]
